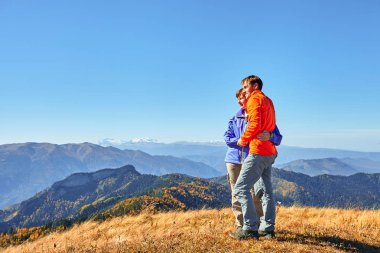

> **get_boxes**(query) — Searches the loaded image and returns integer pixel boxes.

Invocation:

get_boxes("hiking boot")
[229,229,259,240]
[258,230,275,239]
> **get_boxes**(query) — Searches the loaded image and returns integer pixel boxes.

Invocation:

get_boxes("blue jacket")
[224,108,282,164]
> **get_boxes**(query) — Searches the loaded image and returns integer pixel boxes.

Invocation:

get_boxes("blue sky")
[1,0,379,151]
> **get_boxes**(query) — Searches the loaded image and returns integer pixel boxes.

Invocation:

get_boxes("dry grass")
[2,206,379,253]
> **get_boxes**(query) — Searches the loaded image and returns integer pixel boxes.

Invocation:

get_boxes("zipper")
[241,116,248,164]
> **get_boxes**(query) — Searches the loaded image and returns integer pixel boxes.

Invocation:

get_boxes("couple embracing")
[224,75,282,240]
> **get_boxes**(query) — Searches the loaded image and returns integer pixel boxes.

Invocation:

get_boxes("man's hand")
[257,130,270,141]
[237,139,248,147]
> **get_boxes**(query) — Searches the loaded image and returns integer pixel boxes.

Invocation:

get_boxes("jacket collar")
[236,108,245,118]
[246,90,262,100]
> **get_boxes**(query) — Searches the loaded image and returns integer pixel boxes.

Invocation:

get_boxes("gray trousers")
[233,154,276,231]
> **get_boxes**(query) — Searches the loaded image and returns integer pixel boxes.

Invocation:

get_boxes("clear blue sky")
[1,0,379,151]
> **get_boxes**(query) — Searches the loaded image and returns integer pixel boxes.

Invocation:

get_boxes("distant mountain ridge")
[211,168,380,209]
[0,142,221,209]
[272,169,380,208]
[99,140,380,173]
[0,165,230,233]
[277,157,377,176]
[1,164,379,233]
[2,141,380,214]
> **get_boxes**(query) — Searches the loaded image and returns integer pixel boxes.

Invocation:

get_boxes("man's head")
[236,88,247,109]
[241,75,263,96]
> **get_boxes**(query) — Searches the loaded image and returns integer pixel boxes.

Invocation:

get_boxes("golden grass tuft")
[2,206,379,253]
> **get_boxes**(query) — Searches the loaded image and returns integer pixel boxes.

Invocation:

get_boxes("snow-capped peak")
[98,138,158,147]
[130,138,158,143]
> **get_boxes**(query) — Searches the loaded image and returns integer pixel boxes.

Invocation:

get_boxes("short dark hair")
[241,75,263,90]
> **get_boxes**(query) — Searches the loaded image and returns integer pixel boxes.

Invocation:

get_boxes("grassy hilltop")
[2,206,379,253]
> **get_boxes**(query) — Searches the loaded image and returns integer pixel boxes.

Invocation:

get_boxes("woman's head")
[236,88,247,109]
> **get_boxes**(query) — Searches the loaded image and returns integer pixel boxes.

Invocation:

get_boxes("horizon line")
[0,140,379,153]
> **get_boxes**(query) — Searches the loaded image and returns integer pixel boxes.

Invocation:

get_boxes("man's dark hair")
[241,75,263,90]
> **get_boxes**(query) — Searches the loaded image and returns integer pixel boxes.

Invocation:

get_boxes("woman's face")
[238,94,247,109]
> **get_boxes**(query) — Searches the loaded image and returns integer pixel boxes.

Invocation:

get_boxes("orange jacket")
[240,90,277,156]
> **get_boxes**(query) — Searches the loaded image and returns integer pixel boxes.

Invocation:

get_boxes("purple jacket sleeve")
[270,125,283,146]
[224,119,239,149]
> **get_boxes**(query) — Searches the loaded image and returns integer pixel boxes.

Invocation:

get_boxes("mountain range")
[2,141,379,211]
[0,165,229,233]
[211,168,380,209]
[0,142,220,209]
[1,164,379,233]
[98,139,380,173]
[278,157,380,176]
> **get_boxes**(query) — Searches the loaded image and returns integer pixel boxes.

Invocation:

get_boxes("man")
[230,75,278,240]
[224,88,282,233]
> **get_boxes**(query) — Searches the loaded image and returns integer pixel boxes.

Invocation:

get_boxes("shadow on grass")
[276,230,380,253]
